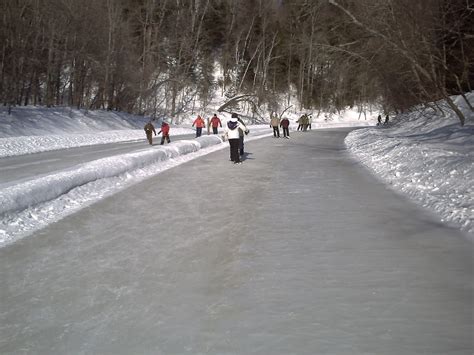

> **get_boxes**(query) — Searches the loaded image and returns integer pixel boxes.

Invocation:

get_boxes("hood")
[227,121,238,130]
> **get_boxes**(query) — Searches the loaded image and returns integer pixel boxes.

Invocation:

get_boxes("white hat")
[230,117,237,122]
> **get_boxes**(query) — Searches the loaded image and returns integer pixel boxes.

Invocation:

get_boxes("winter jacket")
[159,122,170,135]
[237,117,247,137]
[210,116,222,128]
[144,122,156,135]
[192,116,206,128]
[225,119,248,140]
[280,118,290,128]
[270,116,280,127]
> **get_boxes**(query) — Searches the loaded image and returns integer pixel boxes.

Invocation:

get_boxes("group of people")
[143,119,170,145]
[192,114,222,137]
[144,111,302,165]
[270,114,291,138]
[297,114,312,131]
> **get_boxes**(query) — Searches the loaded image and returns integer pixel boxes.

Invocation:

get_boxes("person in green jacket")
[144,119,156,145]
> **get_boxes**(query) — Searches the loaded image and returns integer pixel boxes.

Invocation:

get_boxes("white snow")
[0,94,472,246]
[345,93,473,235]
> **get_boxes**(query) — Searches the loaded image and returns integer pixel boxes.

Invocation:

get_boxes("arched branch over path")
[217,95,267,123]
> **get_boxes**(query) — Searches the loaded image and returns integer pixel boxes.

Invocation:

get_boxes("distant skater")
[158,121,171,145]
[144,119,156,145]
[297,114,305,131]
[209,114,222,134]
[270,114,280,138]
[280,117,290,138]
[225,113,249,164]
[237,116,249,156]
[192,115,206,137]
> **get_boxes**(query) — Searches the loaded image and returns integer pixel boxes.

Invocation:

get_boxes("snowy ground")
[0,94,472,245]
[345,93,473,235]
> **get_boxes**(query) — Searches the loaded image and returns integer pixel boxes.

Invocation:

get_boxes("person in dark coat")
[377,114,382,125]
[237,116,248,156]
[144,119,156,145]
[384,114,389,125]
[280,117,290,138]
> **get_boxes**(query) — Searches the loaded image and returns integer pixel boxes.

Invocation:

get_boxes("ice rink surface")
[1,129,472,354]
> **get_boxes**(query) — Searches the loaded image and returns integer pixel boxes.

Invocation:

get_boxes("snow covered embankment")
[0,136,220,216]
[0,136,225,244]
[345,95,473,236]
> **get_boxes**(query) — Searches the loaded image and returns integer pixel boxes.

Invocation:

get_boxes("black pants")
[229,139,241,162]
[282,127,289,137]
[195,127,202,137]
[272,126,280,137]
[160,134,170,144]
[212,127,218,134]
[239,136,245,155]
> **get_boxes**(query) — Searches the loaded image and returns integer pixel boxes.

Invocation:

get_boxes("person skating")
[209,113,222,134]
[158,121,171,145]
[144,119,156,145]
[237,116,249,156]
[280,117,290,138]
[192,115,206,137]
[302,114,309,131]
[297,114,305,131]
[224,113,249,164]
[270,114,280,138]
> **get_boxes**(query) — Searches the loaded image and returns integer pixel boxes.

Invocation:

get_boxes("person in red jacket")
[209,113,222,134]
[158,121,171,145]
[192,115,206,137]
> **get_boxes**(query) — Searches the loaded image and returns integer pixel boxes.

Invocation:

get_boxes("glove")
[245,130,249,135]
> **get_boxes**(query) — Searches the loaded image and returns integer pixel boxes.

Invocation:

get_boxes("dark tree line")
[1,0,472,124]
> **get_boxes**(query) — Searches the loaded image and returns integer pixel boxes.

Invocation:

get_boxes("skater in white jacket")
[224,113,249,164]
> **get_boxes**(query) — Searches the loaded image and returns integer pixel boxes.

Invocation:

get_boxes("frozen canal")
[1,128,472,354]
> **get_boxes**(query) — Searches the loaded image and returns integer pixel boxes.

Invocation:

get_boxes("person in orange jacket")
[158,121,171,145]
[192,115,206,137]
[209,113,222,134]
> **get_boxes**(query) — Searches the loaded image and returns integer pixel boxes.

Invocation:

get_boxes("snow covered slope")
[346,93,473,235]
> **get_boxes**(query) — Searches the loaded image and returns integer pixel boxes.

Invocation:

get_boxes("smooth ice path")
[1,128,472,354]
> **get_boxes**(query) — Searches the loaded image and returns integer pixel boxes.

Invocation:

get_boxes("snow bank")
[0,136,221,216]
[345,93,474,235]
[0,106,146,137]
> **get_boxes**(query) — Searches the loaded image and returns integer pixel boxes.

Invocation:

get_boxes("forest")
[1,0,473,124]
